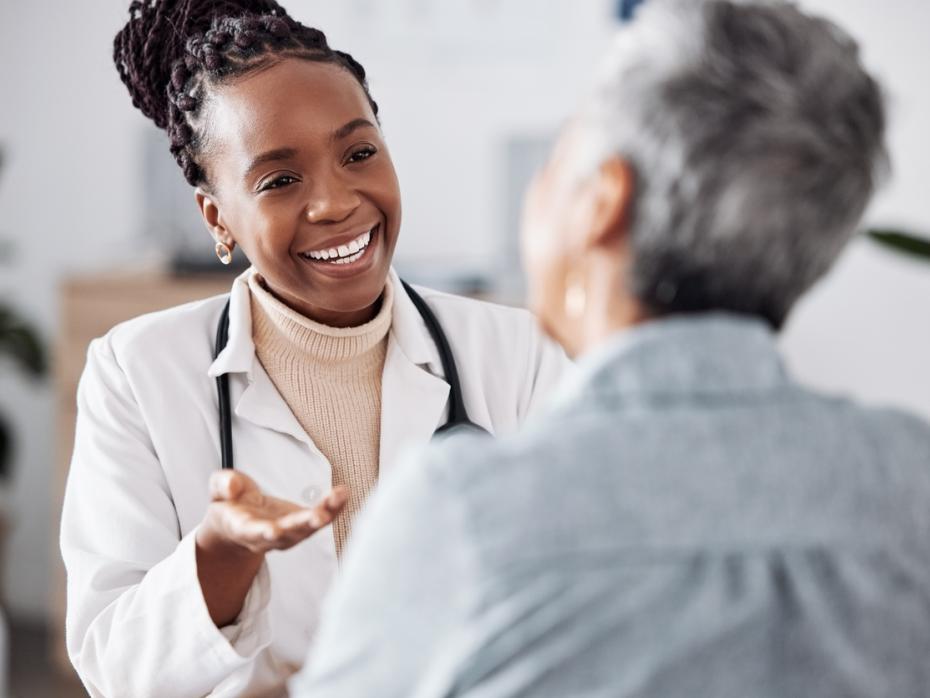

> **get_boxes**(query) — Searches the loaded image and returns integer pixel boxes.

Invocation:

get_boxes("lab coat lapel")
[233,360,314,448]
[207,269,315,451]
[208,268,450,471]
[379,271,450,479]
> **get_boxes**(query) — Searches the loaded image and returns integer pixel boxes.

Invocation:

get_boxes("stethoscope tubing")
[213,280,486,470]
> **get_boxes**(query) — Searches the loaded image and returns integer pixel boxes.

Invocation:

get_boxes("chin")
[324,274,389,312]
[545,319,573,354]
[530,305,560,344]
[532,301,574,357]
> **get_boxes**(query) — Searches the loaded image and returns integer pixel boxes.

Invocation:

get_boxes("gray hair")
[576,0,887,328]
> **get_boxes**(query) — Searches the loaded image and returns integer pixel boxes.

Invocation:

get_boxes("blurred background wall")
[0,0,927,638]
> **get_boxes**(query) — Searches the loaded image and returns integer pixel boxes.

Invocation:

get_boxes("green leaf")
[866,228,930,262]
[0,305,47,377]
[0,414,10,480]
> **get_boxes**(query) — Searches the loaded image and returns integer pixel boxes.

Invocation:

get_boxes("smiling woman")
[195,58,401,326]
[59,1,570,696]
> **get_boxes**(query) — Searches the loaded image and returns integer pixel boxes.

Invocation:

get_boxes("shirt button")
[301,485,321,505]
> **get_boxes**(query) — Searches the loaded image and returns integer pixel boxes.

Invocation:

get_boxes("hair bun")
[113,0,291,130]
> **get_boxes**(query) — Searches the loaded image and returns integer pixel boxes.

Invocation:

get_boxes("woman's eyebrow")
[243,120,376,177]
[244,147,298,177]
[332,118,376,142]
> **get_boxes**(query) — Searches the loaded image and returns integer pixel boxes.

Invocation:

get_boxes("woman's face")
[200,58,401,326]
[520,124,589,345]
[522,122,639,355]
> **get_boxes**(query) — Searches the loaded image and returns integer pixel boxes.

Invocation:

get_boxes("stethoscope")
[213,280,488,470]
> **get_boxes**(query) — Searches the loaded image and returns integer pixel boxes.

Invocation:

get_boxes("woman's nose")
[305,175,362,224]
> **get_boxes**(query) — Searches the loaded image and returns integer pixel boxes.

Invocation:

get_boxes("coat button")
[301,485,321,505]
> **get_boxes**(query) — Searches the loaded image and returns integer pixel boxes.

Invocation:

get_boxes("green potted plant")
[0,309,46,697]
[867,227,930,263]
[0,144,48,481]
[0,306,47,480]
[0,304,47,672]
[0,142,48,693]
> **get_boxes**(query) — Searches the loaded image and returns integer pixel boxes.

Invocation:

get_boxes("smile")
[300,227,375,265]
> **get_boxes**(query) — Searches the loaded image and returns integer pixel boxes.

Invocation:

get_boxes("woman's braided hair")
[113,0,378,187]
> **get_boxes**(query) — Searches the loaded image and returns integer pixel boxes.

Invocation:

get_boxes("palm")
[207,470,347,554]
[226,483,304,521]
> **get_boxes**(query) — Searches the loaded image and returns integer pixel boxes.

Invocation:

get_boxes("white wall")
[291,0,615,272]
[781,0,930,418]
[0,0,927,622]
[0,0,150,620]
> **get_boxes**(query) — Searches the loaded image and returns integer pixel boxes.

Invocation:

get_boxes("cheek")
[521,173,566,310]
[520,172,547,266]
[382,176,403,232]
[244,208,288,253]
[369,157,402,216]
[521,172,563,269]
[225,200,296,273]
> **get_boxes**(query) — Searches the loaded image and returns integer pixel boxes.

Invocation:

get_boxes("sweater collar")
[248,272,392,363]
[208,268,438,378]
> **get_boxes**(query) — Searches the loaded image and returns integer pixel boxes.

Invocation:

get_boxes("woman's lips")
[298,224,380,277]
[301,226,375,263]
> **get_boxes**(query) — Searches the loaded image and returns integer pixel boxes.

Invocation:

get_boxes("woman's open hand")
[195,470,348,627]
[199,470,348,555]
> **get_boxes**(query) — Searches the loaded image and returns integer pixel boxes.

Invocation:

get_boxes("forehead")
[208,58,375,158]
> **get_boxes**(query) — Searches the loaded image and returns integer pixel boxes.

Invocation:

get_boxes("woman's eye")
[347,146,376,164]
[259,175,298,192]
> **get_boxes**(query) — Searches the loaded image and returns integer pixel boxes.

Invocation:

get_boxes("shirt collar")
[207,268,255,379]
[553,312,788,408]
[384,268,440,368]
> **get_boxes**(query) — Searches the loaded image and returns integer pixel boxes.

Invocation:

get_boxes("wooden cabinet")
[52,269,233,674]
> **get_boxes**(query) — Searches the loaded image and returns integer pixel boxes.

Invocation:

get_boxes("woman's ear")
[582,156,634,251]
[195,187,235,250]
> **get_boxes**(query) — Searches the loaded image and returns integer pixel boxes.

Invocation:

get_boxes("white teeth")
[305,228,374,261]
[332,249,365,265]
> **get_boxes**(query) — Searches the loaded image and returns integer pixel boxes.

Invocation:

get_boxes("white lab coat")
[61,268,570,698]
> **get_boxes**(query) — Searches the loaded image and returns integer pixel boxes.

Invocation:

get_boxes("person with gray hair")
[292,1,930,696]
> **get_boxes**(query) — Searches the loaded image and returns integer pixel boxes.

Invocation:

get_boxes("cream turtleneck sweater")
[248,273,393,555]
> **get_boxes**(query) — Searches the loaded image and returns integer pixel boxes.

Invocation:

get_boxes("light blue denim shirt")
[292,313,930,697]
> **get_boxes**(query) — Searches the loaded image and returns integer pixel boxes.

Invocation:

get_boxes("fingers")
[208,470,258,502]
[276,488,348,537]
[209,482,351,553]
[249,513,316,552]
[323,486,350,516]
[215,509,301,553]
[232,515,280,545]
[258,487,350,551]
[277,508,320,530]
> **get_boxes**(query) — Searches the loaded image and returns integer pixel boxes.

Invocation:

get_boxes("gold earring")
[564,272,587,319]
[215,242,233,265]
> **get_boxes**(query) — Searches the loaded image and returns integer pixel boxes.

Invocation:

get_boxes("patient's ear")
[581,156,634,252]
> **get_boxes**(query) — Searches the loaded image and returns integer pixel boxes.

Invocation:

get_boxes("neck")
[568,255,650,358]
[248,273,394,362]
[263,283,382,328]
[576,295,650,357]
